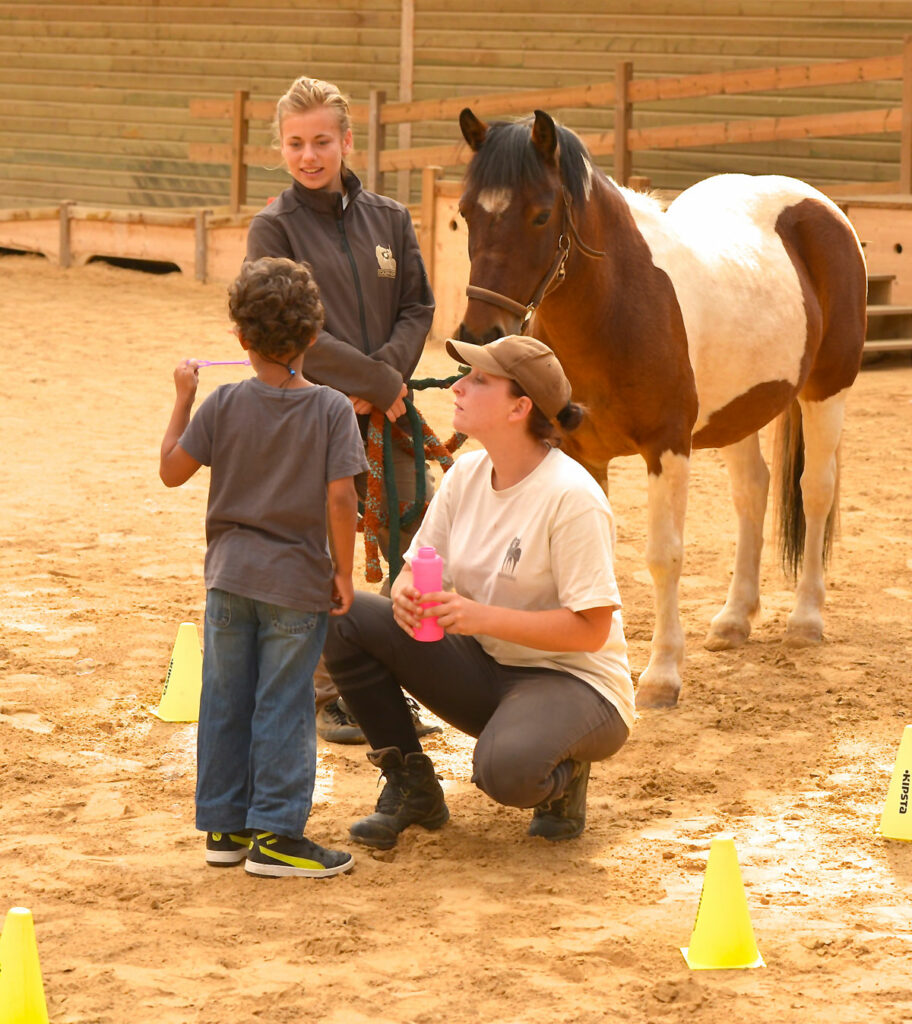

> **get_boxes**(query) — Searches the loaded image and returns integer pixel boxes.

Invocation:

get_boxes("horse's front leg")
[636,449,690,708]
[785,392,846,646]
[704,432,769,650]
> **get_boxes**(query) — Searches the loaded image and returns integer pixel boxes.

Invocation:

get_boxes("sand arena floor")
[1,254,912,1024]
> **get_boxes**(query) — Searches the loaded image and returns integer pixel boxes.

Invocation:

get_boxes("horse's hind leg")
[704,431,769,651]
[785,391,846,646]
[636,450,690,709]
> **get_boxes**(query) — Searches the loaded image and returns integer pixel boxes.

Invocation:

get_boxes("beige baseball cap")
[445,335,572,423]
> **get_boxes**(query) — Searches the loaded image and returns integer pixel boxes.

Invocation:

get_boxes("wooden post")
[367,89,386,195]
[397,0,415,204]
[614,61,632,186]
[419,165,441,286]
[901,35,912,194]
[230,89,249,213]
[195,209,209,283]
[58,200,73,268]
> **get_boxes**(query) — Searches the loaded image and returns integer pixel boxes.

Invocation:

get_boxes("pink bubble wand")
[193,359,251,367]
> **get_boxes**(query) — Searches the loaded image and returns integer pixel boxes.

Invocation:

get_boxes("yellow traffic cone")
[879,724,912,841]
[148,622,203,722]
[681,837,764,970]
[0,907,49,1024]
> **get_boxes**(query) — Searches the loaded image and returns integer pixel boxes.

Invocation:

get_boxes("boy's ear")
[237,332,251,351]
[306,333,318,349]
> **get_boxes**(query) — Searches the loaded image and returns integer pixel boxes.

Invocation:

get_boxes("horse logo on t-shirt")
[376,244,397,279]
[500,536,522,577]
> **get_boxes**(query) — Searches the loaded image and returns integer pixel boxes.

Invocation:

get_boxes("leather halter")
[464,186,607,334]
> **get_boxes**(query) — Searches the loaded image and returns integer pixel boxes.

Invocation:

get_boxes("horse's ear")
[531,110,559,166]
[460,109,488,151]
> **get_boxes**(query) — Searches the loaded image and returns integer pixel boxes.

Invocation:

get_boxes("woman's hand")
[419,591,488,636]
[385,382,408,422]
[390,580,425,637]
[350,396,373,415]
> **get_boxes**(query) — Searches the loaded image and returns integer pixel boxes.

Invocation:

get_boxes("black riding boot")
[350,746,449,850]
[528,760,590,841]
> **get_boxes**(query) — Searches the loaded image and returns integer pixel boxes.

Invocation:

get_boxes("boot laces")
[326,698,358,727]
[375,767,409,812]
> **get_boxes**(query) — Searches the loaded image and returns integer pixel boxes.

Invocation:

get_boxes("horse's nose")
[454,322,479,344]
[455,322,504,345]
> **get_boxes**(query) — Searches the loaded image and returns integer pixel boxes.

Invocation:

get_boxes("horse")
[454,108,867,709]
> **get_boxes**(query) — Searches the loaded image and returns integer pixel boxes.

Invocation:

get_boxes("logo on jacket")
[499,536,522,578]
[376,243,397,279]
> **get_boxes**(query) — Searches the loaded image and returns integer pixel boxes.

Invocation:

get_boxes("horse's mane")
[464,117,598,207]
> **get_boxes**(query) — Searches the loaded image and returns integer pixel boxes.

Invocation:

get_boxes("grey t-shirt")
[179,378,368,612]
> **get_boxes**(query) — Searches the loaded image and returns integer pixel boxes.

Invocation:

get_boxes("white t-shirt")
[405,447,635,730]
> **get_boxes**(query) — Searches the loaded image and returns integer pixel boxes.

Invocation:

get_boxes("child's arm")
[326,476,359,616]
[160,360,203,487]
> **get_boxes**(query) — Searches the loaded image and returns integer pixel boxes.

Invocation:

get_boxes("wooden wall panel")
[1,0,911,210]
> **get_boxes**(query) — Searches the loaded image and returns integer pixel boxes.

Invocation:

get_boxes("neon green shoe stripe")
[260,848,327,871]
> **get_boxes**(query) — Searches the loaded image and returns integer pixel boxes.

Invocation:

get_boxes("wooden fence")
[189,38,912,211]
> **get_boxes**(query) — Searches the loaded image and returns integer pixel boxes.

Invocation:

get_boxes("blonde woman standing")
[246,76,439,743]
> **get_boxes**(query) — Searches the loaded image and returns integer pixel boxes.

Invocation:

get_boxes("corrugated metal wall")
[1,0,910,210]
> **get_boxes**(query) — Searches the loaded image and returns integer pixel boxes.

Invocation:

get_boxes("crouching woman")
[323,335,634,845]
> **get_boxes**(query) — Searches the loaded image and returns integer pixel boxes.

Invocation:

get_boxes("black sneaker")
[405,696,442,740]
[316,698,367,744]
[317,696,442,745]
[245,832,354,878]
[205,829,252,866]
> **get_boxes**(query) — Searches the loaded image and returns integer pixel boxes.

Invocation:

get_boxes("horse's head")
[455,109,594,344]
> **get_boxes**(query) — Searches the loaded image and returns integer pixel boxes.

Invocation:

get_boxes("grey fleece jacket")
[245,170,435,412]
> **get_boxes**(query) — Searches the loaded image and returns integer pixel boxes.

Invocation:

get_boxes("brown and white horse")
[455,109,867,709]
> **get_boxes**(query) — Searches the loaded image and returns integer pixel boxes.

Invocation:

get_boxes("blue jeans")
[195,588,328,838]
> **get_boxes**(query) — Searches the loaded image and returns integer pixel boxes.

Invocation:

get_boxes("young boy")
[160,256,367,877]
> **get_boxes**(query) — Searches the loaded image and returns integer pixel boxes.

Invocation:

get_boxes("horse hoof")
[636,680,680,709]
[703,623,750,652]
[783,624,822,648]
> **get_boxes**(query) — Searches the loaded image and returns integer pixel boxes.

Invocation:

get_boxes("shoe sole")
[205,849,249,866]
[349,808,450,850]
[245,854,354,878]
[527,821,585,841]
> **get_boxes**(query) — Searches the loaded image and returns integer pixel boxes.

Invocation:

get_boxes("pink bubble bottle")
[411,546,444,642]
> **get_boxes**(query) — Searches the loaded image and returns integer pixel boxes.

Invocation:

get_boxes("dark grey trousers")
[323,592,629,808]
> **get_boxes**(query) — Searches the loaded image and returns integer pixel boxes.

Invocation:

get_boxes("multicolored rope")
[361,375,468,584]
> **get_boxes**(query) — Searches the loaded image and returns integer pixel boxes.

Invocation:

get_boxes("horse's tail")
[772,399,840,580]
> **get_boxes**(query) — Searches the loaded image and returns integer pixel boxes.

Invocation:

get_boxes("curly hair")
[228,257,324,360]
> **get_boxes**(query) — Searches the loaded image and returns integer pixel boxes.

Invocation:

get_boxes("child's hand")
[173,360,200,402]
[350,395,373,415]
[330,572,355,616]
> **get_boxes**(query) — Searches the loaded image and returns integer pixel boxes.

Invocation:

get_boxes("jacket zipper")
[336,212,370,354]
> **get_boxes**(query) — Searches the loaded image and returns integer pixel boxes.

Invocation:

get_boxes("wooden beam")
[583,107,902,158]
[419,165,440,285]
[193,106,903,178]
[229,89,249,213]
[58,200,73,268]
[376,53,903,126]
[614,61,632,186]
[190,95,368,125]
[188,54,905,137]
[195,208,209,284]
[628,54,903,105]
[901,36,912,194]
[397,0,414,203]
[366,89,386,194]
